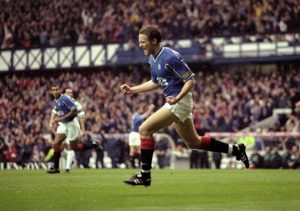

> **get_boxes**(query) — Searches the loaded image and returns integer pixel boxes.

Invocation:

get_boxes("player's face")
[137,106,143,114]
[139,34,153,56]
[65,89,73,97]
[51,86,61,99]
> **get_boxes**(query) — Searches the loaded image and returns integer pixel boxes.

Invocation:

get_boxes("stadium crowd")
[0,65,300,168]
[1,0,300,49]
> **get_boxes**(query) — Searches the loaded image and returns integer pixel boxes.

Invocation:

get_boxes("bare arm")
[75,101,86,134]
[120,80,160,95]
[79,116,86,134]
[166,78,196,105]
[49,113,58,130]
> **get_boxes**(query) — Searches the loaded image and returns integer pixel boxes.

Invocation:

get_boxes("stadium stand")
[0,0,299,169]
[1,0,300,49]
[0,65,300,168]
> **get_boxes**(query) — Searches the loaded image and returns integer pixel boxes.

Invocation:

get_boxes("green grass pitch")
[0,169,299,211]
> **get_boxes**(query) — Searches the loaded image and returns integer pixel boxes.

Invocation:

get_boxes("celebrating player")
[120,25,249,187]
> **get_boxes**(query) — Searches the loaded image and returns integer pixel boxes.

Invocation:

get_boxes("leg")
[134,146,141,168]
[139,107,177,172]
[70,139,80,151]
[129,146,137,168]
[174,118,230,152]
[67,120,102,153]
[174,118,249,168]
[70,137,102,152]
[96,150,105,168]
[173,118,200,149]
[129,132,141,168]
[190,150,198,169]
[53,134,67,148]
[47,133,66,173]
[129,146,141,168]
[124,108,178,186]
[139,107,178,138]
[65,143,74,172]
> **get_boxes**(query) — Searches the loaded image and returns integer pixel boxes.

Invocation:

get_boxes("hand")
[49,121,56,130]
[80,130,86,136]
[120,84,133,95]
[52,117,61,123]
[149,104,155,111]
[166,96,179,105]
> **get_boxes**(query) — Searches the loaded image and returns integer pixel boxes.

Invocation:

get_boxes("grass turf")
[0,169,299,211]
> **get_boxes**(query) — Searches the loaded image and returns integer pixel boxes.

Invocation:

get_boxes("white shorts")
[163,92,193,123]
[128,131,141,146]
[56,119,81,144]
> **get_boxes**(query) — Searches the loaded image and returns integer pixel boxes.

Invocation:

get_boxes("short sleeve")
[165,56,195,82]
[51,108,59,116]
[62,95,76,110]
[75,101,85,117]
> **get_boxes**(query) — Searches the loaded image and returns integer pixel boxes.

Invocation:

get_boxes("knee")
[53,145,61,152]
[186,142,199,149]
[185,137,201,149]
[139,124,152,137]
[53,142,60,147]
[69,141,78,150]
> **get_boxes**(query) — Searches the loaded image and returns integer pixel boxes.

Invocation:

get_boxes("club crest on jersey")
[157,77,168,86]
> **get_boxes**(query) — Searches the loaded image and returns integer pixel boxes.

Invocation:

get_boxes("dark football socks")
[140,138,155,179]
[200,136,238,155]
[53,146,61,169]
[77,141,94,151]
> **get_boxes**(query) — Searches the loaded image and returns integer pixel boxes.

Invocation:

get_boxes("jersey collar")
[152,47,164,62]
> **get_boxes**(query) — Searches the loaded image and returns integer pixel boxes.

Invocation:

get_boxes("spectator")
[155,138,169,169]
[263,146,272,169]
[190,150,201,169]
[212,152,222,169]
[76,135,93,168]
[1,0,300,49]
[285,113,299,132]
[250,148,264,169]
[0,138,8,162]
[291,145,300,169]
[270,146,282,169]
[104,131,122,168]
[281,148,293,169]
[95,133,106,169]
[198,150,210,169]
[0,66,300,165]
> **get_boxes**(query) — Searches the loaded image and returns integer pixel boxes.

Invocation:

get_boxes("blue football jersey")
[53,95,76,123]
[149,47,195,97]
[131,114,145,132]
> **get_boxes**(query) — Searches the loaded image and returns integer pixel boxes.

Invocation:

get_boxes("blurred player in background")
[65,88,86,136]
[121,25,249,187]
[48,83,102,173]
[129,104,155,168]
[62,88,86,173]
